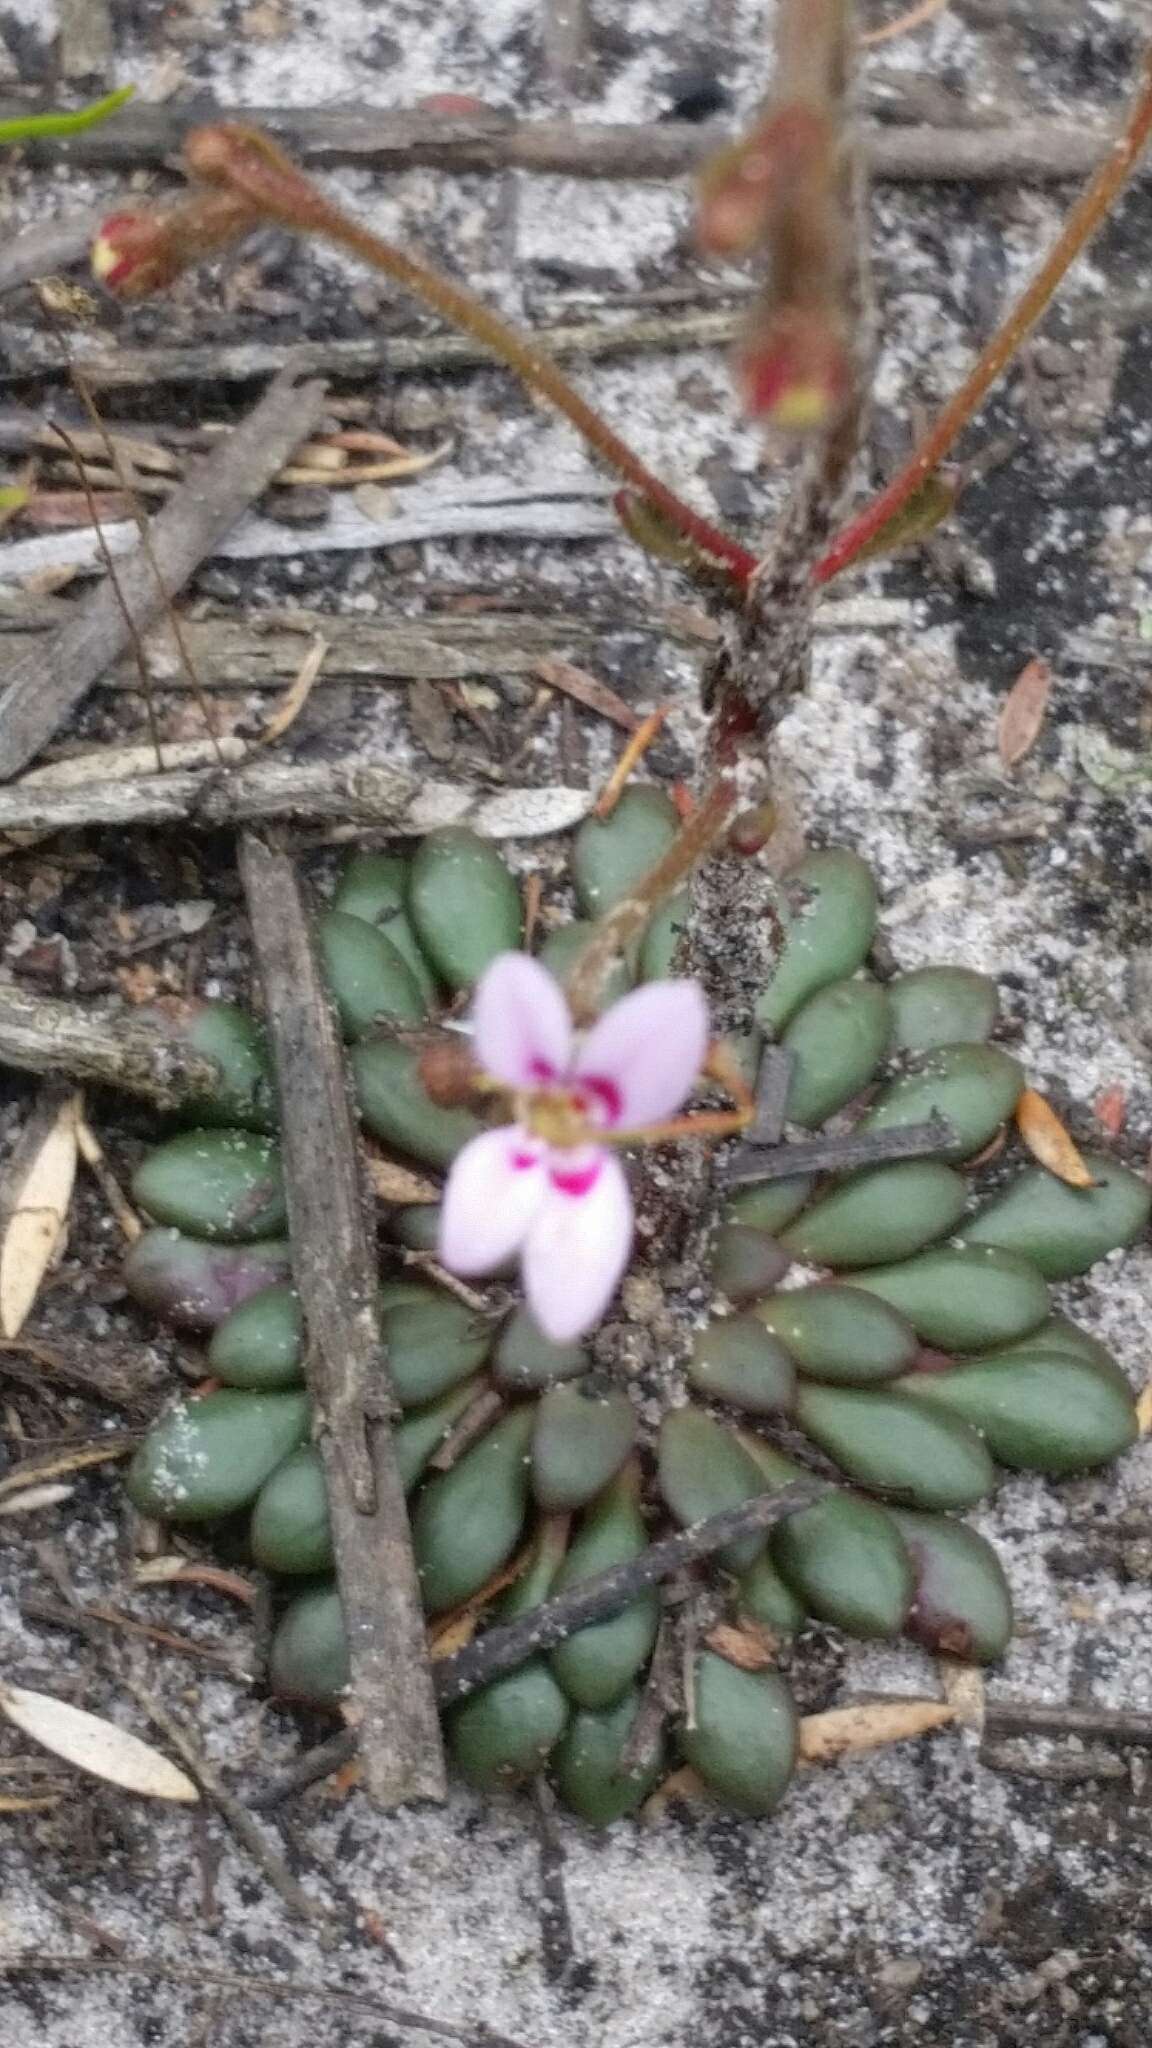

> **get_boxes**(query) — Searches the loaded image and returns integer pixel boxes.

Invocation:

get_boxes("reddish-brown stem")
[815,41,1152,583]
[565,775,740,1023]
[183,124,758,586]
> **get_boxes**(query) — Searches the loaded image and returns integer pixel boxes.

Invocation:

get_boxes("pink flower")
[439,953,709,1343]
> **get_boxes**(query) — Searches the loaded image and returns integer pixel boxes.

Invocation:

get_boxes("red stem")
[814,42,1152,584]
[184,125,759,587]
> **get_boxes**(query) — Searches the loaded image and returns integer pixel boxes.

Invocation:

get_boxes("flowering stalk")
[564,776,740,1025]
[699,0,854,436]
[815,39,1152,583]
[93,121,756,590]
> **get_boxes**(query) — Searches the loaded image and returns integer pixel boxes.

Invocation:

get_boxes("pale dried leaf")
[0,1684,199,1802]
[0,1090,80,1338]
[0,1481,73,1515]
[132,1559,257,1603]
[0,1439,133,1503]
[799,1700,956,1764]
[641,1765,710,1823]
[997,656,1052,770]
[533,655,638,732]
[18,736,247,789]
[0,1792,62,1813]
[1015,1088,1095,1188]
[1135,1382,1152,1436]
[363,1152,440,1205]
[861,0,948,47]
[257,635,328,747]
[937,1657,986,1731]
[704,1621,778,1671]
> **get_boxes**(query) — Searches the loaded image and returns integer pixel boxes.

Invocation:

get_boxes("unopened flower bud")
[418,1037,483,1108]
[91,210,179,299]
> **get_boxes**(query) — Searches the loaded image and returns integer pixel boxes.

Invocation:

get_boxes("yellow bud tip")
[768,383,833,431]
[90,235,120,283]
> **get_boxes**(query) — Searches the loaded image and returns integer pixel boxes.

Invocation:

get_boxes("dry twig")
[0,755,590,836]
[0,369,327,781]
[3,98,1134,185]
[251,1480,824,1806]
[239,833,446,1809]
[0,1956,529,2048]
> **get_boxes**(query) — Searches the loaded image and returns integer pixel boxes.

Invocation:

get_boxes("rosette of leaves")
[122,816,1147,1825]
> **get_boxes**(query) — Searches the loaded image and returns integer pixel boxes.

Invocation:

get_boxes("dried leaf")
[277,442,450,488]
[363,1152,439,1205]
[0,1481,74,1516]
[0,1792,63,1813]
[861,0,948,47]
[0,1089,80,1339]
[0,1683,199,1802]
[799,1700,955,1764]
[1015,1088,1095,1188]
[937,1657,986,1732]
[19,736,247,790]
[533,655,638,733]
[75,1116,142,1244]
[132,1559,258,1604]
[1135,1382,1152,1436]
[641,1765,710,1823]
[257,635,328,747]
[704,1621,778,1672]
[427,1547,532,1661]
[997,656,1052,770]
[0,1438,134,1504]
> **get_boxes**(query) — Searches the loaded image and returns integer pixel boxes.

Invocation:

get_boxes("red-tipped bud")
[737,304,849,432]
[91,210,180,299]
[696,106,830,261]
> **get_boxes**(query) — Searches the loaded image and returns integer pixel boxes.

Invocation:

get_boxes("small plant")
[122,818,1146,1822]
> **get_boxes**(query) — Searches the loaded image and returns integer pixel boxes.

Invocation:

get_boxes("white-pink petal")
[574,979,708,1128]
[521,1151,633,1343]
[471,952,573,1091]
[438,1125,546,1276]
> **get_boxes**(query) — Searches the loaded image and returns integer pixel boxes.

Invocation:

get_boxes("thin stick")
[816,42,1152,581]
[3,306,744,392]
[239,833,445,1809]
[0,1334,162,1412]
[251,1479,824,1805]
[0,368,327,782]
[45,419,167,773]
[19,1595,250,1677]
[184,125,757,586]
[54,360,227,762]
[0,755,590,836]
[33,1544,315,1923]
[6,100,1140,185]
[0,1957,530,2048]
[75,1112,142,1241]
[0,983,225,1111]
[723,1114,954,1186]
[983,1700,1152,1746]
[531,1779,579,1985]
[746,1046,796,1148]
